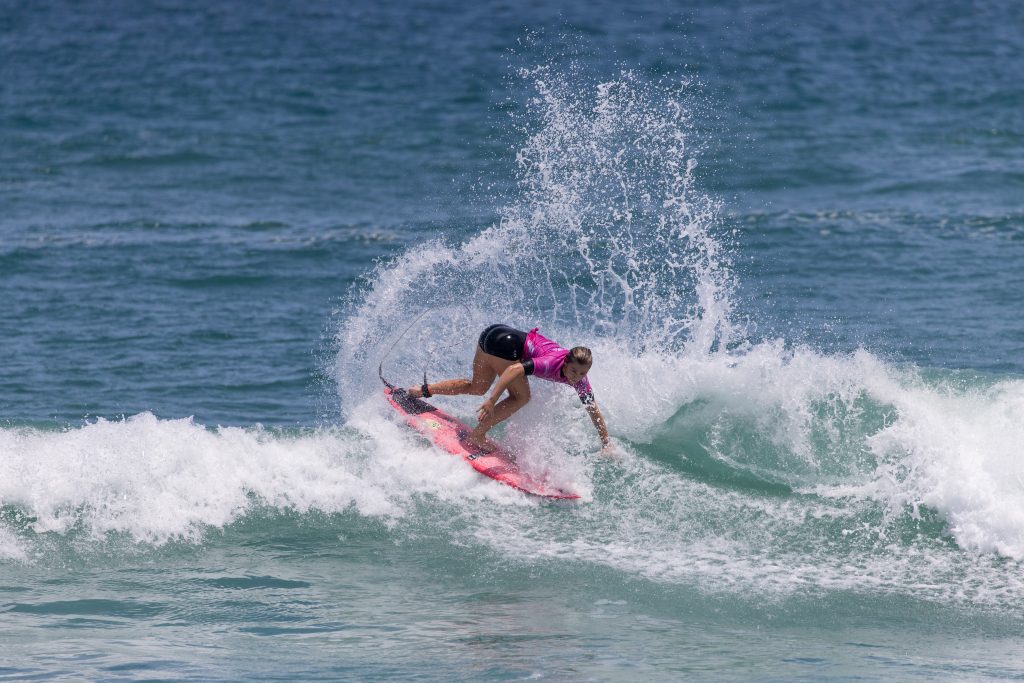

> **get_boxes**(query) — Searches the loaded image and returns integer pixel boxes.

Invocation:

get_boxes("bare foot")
[464,433,497,453]
[407,386,422,398]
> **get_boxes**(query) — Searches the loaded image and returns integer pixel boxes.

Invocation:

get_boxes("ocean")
[3,1,1024,680]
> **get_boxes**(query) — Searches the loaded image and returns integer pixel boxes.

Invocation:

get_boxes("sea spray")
[507,66,736,353]
[333,67,736,414]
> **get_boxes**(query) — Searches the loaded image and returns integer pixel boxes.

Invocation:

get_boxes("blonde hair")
[567,346,592,366]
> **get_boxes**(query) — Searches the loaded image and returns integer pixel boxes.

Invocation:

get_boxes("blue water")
[4,1,1024,680]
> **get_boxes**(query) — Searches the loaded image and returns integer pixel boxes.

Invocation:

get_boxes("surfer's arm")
[585,402,610,448]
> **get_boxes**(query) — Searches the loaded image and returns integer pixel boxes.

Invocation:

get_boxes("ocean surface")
[3,1,1024,680]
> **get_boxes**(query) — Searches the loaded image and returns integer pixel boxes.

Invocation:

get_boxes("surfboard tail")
[379,363,435,413]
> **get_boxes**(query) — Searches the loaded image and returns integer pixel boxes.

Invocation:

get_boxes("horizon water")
[3,2,1024,680]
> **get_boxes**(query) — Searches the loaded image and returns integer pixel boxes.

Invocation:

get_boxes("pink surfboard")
[380,374,580,500]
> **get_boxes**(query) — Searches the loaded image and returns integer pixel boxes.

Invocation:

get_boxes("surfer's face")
[563,360,591,384]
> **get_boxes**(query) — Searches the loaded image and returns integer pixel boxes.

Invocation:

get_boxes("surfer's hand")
[600,441,618,459]
[477,398,495,421]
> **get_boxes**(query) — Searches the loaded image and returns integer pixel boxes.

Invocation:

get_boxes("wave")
[3,347,1024,606]
[0,407,543,559]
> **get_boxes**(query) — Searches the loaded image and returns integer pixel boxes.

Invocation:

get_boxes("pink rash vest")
[521,328,595,405]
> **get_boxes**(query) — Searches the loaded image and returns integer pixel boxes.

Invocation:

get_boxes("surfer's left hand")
[600,441,619,459]
[477,398,495,421]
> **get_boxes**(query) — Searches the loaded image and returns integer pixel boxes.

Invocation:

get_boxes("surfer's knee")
[509,380,530,404]
[509,391,530,407]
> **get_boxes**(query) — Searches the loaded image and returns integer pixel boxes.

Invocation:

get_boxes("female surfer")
[408,324,611,454]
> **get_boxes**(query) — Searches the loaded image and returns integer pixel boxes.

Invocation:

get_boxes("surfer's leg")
[409,348,500,398]
[467,372,531,450]
[467,348,507,395]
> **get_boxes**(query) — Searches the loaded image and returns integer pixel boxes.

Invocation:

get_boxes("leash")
[376,306,473,395]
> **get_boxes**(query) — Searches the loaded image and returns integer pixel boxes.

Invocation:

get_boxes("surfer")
[408,324,611,454]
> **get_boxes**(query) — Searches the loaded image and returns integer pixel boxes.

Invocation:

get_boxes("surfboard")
[379,370,580,500]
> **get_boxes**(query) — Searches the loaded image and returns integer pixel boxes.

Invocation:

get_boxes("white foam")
[861,377,1024,557]
[0,526,29,563]
[0,406,549,550]
[7,343,1024,602]
[602,338,1024,561]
